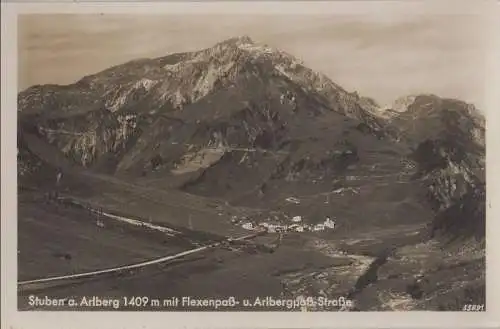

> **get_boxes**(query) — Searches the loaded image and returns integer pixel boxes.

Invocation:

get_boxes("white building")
[291,216,302,223]
[289,224,305,233]
[313,223,325,232]
[242,222,254,230]
[324,217,336,229]
[275,225,288,233]
[280,94,285,104]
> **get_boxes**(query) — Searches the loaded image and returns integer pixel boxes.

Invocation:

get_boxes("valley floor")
[17,173,485,311]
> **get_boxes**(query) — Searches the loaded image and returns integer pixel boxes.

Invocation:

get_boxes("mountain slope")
[18,37,485,237]
[17,36,486,311]
[17,36,389,179]
[377,95,485,241]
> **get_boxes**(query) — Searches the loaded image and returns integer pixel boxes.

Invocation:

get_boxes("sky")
[18,13,492,109]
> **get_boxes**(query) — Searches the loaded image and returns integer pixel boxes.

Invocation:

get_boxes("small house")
[242,222,254,230]
[313,223,325,232]
[289,224,304,233]
[324,217,336,229]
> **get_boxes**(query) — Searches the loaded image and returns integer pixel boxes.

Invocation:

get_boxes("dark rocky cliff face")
[19,110,141,174]
[383,95,485,241]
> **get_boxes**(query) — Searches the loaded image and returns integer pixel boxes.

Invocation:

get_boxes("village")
[230,213,337,234]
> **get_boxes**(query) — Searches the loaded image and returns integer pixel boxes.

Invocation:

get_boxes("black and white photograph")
[2,1,499,326]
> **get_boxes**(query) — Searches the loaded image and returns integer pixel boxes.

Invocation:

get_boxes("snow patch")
[384,95,417,113]
[133,78,157,91]
[105,79,158,112]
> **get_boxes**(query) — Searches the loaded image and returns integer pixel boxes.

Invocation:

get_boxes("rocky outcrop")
[20,110,140,169]
[388,96,487,241]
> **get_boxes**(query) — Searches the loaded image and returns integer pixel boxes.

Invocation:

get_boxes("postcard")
[2,1,499,328]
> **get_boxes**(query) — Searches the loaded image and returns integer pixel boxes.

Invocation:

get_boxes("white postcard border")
[2,1,499,329]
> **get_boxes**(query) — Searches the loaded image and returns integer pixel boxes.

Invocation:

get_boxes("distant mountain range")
[17,35,486,242]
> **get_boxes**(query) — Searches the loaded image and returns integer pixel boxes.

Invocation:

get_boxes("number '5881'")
[463,304,485,311]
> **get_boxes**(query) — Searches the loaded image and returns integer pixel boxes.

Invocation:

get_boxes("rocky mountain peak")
[204,35,302,69]
[217,35,255,47]
[385,95,419,113]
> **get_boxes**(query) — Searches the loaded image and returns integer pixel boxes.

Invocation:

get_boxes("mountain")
[19,37,382,155]
[17,36,486,310]
[18,35,486,236]
[380,95,485,240]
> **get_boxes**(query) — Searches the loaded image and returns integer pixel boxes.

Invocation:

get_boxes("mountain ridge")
[18,36,485,244]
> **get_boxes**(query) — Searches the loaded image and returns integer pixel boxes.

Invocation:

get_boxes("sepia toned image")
[13,7,490,315]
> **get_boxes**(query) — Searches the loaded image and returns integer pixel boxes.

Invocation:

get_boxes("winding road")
[18,198,266,291]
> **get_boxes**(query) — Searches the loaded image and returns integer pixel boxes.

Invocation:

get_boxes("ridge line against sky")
[18,13,492,110]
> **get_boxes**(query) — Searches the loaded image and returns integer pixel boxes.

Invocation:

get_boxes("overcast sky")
[18,13,492,109]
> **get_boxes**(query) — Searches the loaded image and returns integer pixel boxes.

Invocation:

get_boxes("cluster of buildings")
[233,214,337,234]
